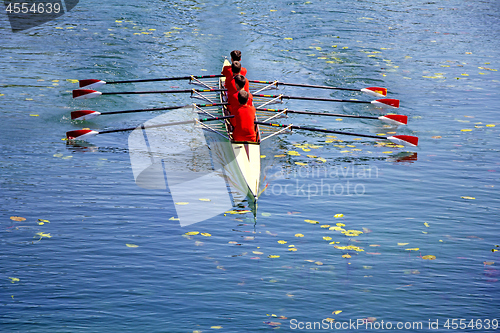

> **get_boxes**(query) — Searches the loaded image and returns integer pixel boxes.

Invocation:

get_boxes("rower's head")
[234,74,246,91]
[230,50,242,62]
[238,90,249,105]
[231,61,242,75]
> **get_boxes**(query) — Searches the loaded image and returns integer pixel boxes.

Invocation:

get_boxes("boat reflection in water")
[128,106,257,227]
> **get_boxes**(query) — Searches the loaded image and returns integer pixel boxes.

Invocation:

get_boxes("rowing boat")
[218,59,261,201]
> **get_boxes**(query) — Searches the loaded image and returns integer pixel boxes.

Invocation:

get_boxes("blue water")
[1,0,499,332]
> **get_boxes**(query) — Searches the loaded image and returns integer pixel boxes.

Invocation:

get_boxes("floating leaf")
[405,248,419,251]
[315,261,323,265]
[422,255,436,260]
[461,196,475,200]
[484,261,494,265]
[342,254,351,258]
[253,251,263,255]
[201,233,211,237]
[268,255,280,258]
[211,326,223,329]
[34,232,51,238]
[320,225,331,228]
[334,214,343,218]
[198,198,211,201]
[126,244,139,248]
[185,231,199,236]
[336,223,345,227]
[289,248,297,251]
[486,124,495,127]
[169,217,179,221]
[8,277,20,283]
[424,222,430,227]
[304,219,319,224]
[295,233,304,237]
[278,240,287,244]
[10,216,26,221]
[332,310,342,315]
[324,318,335,322]
[295,162,307,166]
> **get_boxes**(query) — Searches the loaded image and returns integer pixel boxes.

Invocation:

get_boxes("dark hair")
[230,50,242,61]
[238,90,249,105]
[233,74,246,89]
[231,61,241,74]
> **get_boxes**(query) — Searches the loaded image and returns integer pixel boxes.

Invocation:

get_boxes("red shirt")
[232,104,257,142]
[222,65,247,78]
[228,91,253,126]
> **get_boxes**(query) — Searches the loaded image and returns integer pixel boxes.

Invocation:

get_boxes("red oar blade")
[361,87,387,98]
[371,98,399,108]
[387,135,418,147]
[66,129,99,141]
[71,110,101,121]
[79,79,106,89]
[379,114,407,126]
[73,89,102,100]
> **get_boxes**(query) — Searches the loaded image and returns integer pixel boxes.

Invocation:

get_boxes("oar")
[71,103,228,121]
[253,94,399,108]
[66,115,234,141]
[73,88,225,100]
[79,74,224,89]
[250,80,387,98]
[255,121,418,146]
[256,108,407,126]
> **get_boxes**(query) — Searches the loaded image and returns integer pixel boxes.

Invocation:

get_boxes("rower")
[222,50,247,77]
[228,75,253,126]
[224,61,250,96]
[232,90,257,142]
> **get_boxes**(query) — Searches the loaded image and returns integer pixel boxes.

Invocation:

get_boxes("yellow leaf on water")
[424,222,430,227]
[34,232,51,238]
[288,245,295,247]
[295,233,304,237]
[274,154,286,157]
[325,318,335,322]
[185,231,199,236]
[332,310,342,315]
[320,225,331,228]
[336,222,345,227]
[126,244,138,248]
[323,236,332,241]
[398,243,409,246]
[169,217,179,220]
[268,255,280,258]
[175,202,189,205]
[289,248,297,251]
[211,326,223,329]
[315,261,323,265]
[278,240,287,244]
[405,248,419,251]
[253,251,263,255]
[422,255,436,260]
[334,214,343,218]
[201,233,211,237]
[304,219,319,224]
[486,124,495,127]
[461,196,475,200]
[284,37,293,40]
[342,254,351,258]
[10,216,26,221]
[9,277,20,283]
[198,198,211,201]
[295,162,308,166]
[461,129,472,132]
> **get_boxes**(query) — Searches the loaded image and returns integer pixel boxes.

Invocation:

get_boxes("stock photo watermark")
[4,0,79,32]
[263,162,379,199]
